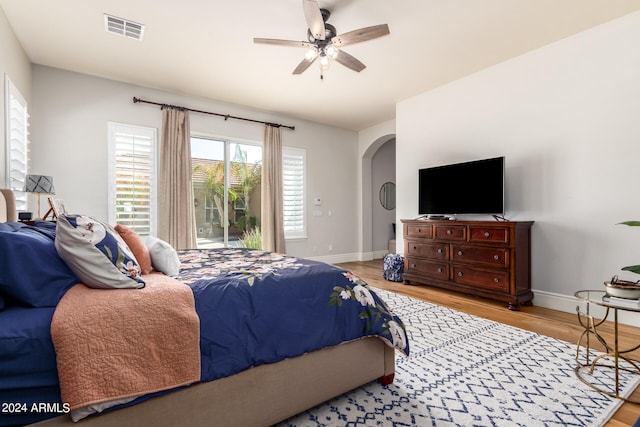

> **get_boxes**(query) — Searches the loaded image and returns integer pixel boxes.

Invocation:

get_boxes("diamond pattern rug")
[279,289,640,427]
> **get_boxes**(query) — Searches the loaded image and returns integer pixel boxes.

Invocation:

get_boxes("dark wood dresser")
[401,219,534,310]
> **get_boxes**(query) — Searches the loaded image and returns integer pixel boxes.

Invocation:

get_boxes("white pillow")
[55,214,145,289]
[145,236,181,276]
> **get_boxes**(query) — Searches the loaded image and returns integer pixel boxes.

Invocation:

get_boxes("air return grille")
[104,14,145,41]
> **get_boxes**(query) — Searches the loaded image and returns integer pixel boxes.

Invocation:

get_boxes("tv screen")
[418,156,504,216]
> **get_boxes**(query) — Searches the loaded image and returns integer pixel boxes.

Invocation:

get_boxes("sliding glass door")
[191,137,262,248]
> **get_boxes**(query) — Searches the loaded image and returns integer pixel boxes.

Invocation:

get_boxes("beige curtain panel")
[261,125,286,253]
[158,107,197,250]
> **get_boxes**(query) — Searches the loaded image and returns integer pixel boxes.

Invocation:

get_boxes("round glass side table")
[574,290,640,403]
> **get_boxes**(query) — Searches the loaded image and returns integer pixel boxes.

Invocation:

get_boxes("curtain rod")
[132,97,295,131]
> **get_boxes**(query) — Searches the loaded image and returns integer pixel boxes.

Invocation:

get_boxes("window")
[191,137,262,248]
[233,196,246,223]
[4,76,29,210]
[282,147,306,239]
[108,122,157,236]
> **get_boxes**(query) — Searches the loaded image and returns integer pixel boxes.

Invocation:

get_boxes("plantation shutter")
[108,122,157,236]
[282,147,306,239]
[5,77,29,210]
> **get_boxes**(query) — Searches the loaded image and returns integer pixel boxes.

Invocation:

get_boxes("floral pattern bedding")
[178,248,409,382]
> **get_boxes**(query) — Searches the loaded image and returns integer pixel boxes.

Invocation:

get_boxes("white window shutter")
[108,122,157,236]
[282,147,306,239]
[5,76,29,210]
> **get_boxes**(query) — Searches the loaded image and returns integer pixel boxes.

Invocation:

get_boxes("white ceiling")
[2,0,640,131]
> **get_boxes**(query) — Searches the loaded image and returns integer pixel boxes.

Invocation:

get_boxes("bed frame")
[33,337,394,426]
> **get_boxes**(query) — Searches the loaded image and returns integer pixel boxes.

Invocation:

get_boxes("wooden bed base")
[32,337,395,427]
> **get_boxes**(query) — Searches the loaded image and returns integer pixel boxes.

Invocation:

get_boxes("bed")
[0,189,408,427]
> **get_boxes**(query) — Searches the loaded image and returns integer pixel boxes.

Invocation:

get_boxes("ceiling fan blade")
[332,24,390,48]
[334,50,366,72]
[253,38,314,48]
[303,0,326,40]
[293,53,319,74]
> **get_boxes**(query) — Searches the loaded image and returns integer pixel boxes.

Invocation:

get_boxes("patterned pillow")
[55,214,145,289]
[383,253,404,282]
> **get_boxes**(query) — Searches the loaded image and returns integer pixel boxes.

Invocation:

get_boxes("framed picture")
[46,197,67,220]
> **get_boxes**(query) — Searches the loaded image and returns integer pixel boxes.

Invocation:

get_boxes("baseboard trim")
[305,251,391,264]
[306,252,365,264]
[532,289,640,328]
[372,250,389,260]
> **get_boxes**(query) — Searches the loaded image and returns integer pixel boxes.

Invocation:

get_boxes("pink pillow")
[114,224,153,275]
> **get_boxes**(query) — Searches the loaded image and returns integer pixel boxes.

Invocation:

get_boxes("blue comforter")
[0,223,408,425]
[178,248,409,382]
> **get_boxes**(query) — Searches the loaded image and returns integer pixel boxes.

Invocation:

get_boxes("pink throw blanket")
[51,273,201,411]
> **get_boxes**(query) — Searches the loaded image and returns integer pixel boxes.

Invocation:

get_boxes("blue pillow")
[0,222,79,307]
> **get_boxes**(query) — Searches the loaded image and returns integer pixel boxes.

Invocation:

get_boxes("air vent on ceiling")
[104,14,145,41]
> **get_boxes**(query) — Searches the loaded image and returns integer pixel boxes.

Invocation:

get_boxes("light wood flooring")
[335,259,640,427]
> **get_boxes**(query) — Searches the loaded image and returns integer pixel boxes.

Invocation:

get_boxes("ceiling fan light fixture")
[304,47,318,61]
[325,44,339,59]
[320,54,330,70]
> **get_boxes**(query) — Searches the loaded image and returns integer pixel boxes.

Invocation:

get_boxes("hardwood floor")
[336,259,640,427]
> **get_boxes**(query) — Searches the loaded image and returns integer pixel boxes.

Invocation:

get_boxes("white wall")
[29,65,359,260]
[0,6,31,186]
[396,11,640,321]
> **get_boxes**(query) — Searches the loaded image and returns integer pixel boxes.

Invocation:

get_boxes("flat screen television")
[418,156,504,216]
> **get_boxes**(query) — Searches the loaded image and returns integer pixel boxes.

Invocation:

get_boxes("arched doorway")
[361,133,396,260]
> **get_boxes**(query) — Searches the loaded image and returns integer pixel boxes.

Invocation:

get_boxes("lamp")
[24,175,55,219]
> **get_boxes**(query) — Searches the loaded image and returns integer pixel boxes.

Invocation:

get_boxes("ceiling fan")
[253,0,390,78]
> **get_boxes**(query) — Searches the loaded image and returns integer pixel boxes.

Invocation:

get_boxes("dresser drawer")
[406,258,449,280]
[452,267,509,292]
[434,224,466,241]
[405,224,433,238]
[451,245,510,268]
[406,241,448,260]
[469,226,510,244]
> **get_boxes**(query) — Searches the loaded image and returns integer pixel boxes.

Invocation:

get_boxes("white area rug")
[280,289,640,427]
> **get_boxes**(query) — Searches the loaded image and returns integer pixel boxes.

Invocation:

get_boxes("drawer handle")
[413,246,417,250]
[494,278,500,283]
[494,255,500,260]
[484,232,490,237]
[437,248,443,254]
[437,268,443,273]
[458,250,463,256]
[446,229,452,235]
[417,228,422,233]
[457,271,463,277]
